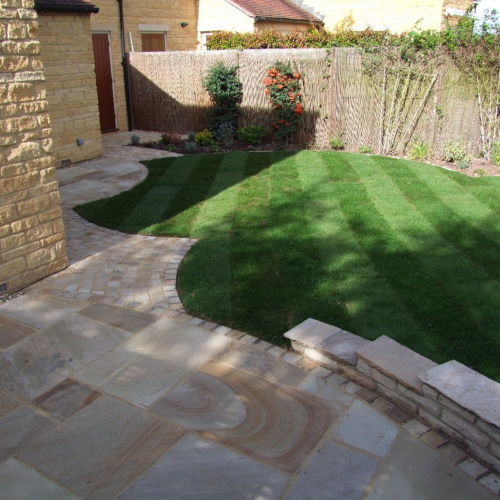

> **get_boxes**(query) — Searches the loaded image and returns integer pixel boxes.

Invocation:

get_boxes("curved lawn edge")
[75,151,500,381]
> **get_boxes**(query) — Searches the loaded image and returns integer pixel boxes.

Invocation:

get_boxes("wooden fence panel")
[128,48,482,156]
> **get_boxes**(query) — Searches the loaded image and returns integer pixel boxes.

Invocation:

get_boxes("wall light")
[181,22,188,27]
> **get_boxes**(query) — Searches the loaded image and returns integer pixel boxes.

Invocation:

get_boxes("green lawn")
[75,151,500,380]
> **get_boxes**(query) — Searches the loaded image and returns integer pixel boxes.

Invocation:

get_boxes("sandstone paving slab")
[0,315,37,349]
[419,360,500,427]
[58,179,112,196]
[0,405,56,461]
[284,318,342,346]
[284,441,380,500]
[211,341,308,388]
[78,303,159,333]
[330,400,399,457]
[18,396,184,500]
[74,318,232,407]
[357,335,437,392]
[152,360,342,473]
[0,390,21,417]
[365,431,495,499]
[0,295,86,329]
[56,166,98,185]
[32,379,101,420]
[297,375,353,406]
[118,434,289,500]
[0,459,81,500]
[0,314,131,400]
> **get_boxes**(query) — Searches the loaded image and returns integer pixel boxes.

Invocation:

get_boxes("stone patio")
[0,132,498,498]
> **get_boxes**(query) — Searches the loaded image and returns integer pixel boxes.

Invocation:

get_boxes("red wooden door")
[92,33,117,133]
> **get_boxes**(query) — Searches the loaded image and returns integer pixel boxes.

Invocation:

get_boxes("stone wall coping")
[356,335,437,393]
[419,361,500,428]
[284,318,368,365]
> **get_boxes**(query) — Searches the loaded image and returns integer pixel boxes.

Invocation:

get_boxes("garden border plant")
[263,61,303,142]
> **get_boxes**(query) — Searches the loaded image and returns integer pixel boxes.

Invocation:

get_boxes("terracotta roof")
[226,0,322,23]
[35,0,99,14]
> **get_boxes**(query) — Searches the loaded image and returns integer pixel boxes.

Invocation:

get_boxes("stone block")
[335,364,377,390]
[397,383,441,416]
[0,257,25,281]
[372,368,397,390]
[441,409,489,447]
[356,358,372,377]
[377,384,418,413]
[303,346,337,370]
[419,361,500,428]
[477,419,500,443]
[418,409,461,442]
[468,441,500,474]
[439,394,476,423]
[357,335,437,393]
[284,318,341,347]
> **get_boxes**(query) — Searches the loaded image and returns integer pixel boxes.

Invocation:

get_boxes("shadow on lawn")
[177,161,500,381]
[77,152,500,380]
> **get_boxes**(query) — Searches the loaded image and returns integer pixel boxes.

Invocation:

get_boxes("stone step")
[284,318,369,367]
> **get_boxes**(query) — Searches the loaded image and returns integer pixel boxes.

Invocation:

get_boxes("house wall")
[301,0,445,32]
[198,0,254,37]
[255,21,316,33]
[37,11,102,167]
[91,0,198,132]
[0,0,68,295]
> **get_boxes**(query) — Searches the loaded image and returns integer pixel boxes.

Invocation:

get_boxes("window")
[141,33,166,52]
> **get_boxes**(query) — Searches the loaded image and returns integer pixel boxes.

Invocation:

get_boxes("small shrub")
[329,137,345,150]
[185,141,198,153]
[474,168,487,176]
[263,61,303,141]
[195,129,215,146]
[359,145,373,154]
[216,122,236,146]
[458,160,470,169]
[492,142,500,166]
[443,140,470,164]
[210,144,221,153]
[203,62,243,139]
[161,131,182,146]
[187,131,196,141]
[130,134,140,146]
[238,125,266,145]
[407,138,431,161]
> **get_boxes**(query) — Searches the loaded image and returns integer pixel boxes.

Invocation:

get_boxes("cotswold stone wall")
[0,0,68,295]
[37,11,102,166]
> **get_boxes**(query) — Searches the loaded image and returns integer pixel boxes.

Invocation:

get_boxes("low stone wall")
[286,319,500,474]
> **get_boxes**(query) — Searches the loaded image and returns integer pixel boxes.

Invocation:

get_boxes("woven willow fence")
[129,48,481,155]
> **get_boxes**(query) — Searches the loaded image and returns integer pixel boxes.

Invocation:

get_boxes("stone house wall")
[0,0,68,295]
[37,11,102,167]
[91,0,198,132]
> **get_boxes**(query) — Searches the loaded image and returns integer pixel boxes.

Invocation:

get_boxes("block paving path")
[0,132,497,498]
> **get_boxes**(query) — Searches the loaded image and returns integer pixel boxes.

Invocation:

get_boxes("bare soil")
[134,141,500,177]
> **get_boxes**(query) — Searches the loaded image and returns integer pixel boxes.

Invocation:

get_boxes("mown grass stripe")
[346,154,500,375]
[297,151,422,340]
[179,153,247,323]
[438,167,500,212]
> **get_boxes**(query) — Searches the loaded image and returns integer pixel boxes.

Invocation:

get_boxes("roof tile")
[227,0,322,23]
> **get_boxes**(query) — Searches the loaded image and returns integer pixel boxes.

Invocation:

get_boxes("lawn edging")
[285,319,500,475]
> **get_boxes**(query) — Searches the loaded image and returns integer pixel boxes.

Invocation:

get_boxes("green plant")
[263,61,303,141]
[203,62,243,140]
[406,138,431,160]
[329,137,345,150]
[492,142,500,166]
[184,141,198,153]
[443,140,470,164]
[195,129,215,146]
[474,168,487,176]
[359,145,373,154]
[130,134,140,146]
[161,131,182,146]
[210,144,221,153]
[216,122,236,146]
[237,125,266,145]
[187,131,196,141]
[458,160,470,169]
